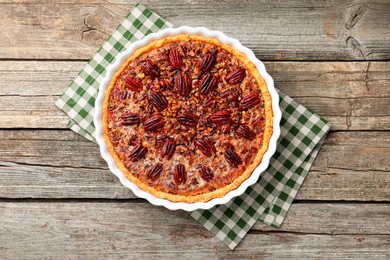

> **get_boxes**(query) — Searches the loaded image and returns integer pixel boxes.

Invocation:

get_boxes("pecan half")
[139,60,160,78]
[119,112,140,126]
[239,92,261,110]
[177,112,199,127]
[228,92,240,103]
[174,73,192,97]
[203,96,214,107]
[120,89,129,100]
[169,49,182,69]
[155,135,166,148]
[199,165,214,182]
[149,91,168,111]
[174,163,187,184]
[201,52,215,72]
[111,88,120,101]
[236,124,256,140]
[144,115,165,131]
[129,144,148,162]
[195,137,215,157]
[199,73,217,95]
[161,139,176,160]
[125,77,142,92]
[224,147,243,168]
[210,110,232,125]
[147,163,163,181]
[226,68,246,84]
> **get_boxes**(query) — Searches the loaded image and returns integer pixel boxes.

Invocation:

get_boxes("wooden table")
[1,1,389,258]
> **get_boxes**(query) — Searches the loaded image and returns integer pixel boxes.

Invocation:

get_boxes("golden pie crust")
[102,34,273,203]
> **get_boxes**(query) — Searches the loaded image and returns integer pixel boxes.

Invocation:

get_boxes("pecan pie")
[102,34,273,203]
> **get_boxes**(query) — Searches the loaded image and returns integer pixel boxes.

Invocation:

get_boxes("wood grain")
[1,0,389,256]
[1,202,389,258]
[0,0,389,60]
[0,130,389,201]
[253,203,390,234]
[1,61,389,130]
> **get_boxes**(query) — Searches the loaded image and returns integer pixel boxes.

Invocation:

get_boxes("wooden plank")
[3,202,388,235]
[253,203,390,234]
[1,202,389,258]
[0,130,389,201]
[0,61,389,130]
[0,0,389,60]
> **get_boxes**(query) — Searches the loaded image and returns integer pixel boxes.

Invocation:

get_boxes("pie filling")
[103,34,273,202]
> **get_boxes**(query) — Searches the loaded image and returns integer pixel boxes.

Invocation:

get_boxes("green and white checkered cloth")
[55,3,330,249]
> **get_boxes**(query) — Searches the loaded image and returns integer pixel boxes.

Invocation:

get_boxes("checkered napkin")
[55,3,330,249]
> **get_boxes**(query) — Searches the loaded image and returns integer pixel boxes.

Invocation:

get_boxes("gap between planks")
[0,198,389,204]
